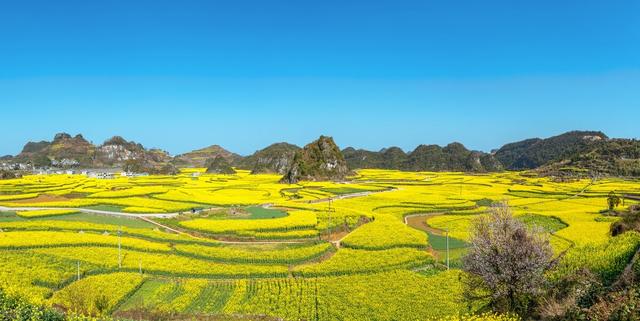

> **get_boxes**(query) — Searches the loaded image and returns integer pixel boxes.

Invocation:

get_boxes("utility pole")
[77,261,80,281]
[139,259,142,275]
[446,226,450,270]
[118,226,122,269]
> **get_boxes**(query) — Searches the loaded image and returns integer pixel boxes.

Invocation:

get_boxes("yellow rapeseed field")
[1,169,638,320]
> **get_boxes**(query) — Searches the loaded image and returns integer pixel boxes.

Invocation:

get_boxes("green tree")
[608,191,621,211]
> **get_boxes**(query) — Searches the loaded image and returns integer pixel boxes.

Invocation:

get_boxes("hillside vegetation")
[4,130,640,178]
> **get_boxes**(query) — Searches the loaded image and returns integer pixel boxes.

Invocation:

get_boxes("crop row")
[111,270,465,320]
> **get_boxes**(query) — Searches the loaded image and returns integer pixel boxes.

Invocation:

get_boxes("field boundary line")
[0,205,180,218]
[306,187,399,204]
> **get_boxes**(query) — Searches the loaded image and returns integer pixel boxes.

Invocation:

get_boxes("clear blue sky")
[1,0,638,156]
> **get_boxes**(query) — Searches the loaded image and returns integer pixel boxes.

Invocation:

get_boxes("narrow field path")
[0,188,394,245]
[403,212,445,234]
[329,231,351,249]
[307,187,398,204]
[403,212,450,266]
[143,216,313,245]
[403,209,576,261]
[611,245,640,290]
[0,205,180,218]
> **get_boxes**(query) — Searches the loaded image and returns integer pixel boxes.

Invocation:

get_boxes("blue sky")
[1,0,638,156]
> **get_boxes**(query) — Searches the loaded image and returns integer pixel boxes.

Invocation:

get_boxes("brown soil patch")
[13,194,69,203]
[426,246,440,259]
[404,214,446,261]
[321,230,349,243]
[62,192,88,199]
[406,214,443,235]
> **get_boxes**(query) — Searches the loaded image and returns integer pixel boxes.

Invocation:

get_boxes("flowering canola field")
[0,169,638,320]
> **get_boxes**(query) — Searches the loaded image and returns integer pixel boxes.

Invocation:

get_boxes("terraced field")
[1,169,639,320]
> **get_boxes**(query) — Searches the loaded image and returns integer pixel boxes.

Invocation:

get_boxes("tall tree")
[608,191,621,211]
[462,202,554,316]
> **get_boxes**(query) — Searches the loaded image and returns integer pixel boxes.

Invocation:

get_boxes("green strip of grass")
[244,206,287,219]
[427,232,468,251]
[517,213,568,233]
[0,211,20,222]
[320,187,372,195]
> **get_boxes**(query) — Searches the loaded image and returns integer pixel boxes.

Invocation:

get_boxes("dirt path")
[138,216,189,235]
[140,216,315,245]
[328,231,350,249]
[0,188,395,217]
[404,213,445,235]
[0,188,394,245]
[0,205,180,218]
[307,188,398,204]
[611,246,640,290]
[403,212,449,263]
[0,205,312,244]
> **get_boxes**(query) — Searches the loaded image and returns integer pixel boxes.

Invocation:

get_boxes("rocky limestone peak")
[103,136,129,146]
[20,141,51,154]
[236,142,301,175]
[53,132,72,141]
[205,156,236,174]
[280,135,349,184]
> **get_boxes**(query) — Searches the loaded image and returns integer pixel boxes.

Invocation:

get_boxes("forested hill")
[342,143,502,173]
[343,131,640,177]
[4,130,640,177]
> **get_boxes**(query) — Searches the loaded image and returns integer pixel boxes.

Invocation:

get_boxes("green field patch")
[595,215,620,223]
[435,247,468,269]
[517,213,568,233]
[192,206,287,220]
[474,198,494,207]
[319,187,372,195]
[426,232,468,251]
[0,211,20,222]
[427,228,469,268]
[244,206,287,219]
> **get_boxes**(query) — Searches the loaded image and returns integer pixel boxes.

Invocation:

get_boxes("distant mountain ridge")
[14,133,96,167]
[10,133,176,174]
[4,130,640,178]
[494,131,609,170]
[205,156,236,174]
[344,131,639,177]
[343,142,503,172]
